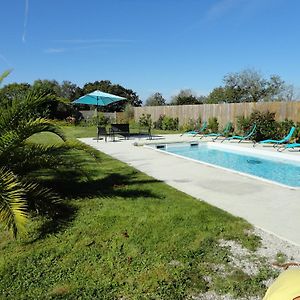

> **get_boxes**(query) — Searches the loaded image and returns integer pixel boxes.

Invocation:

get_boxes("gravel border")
[191,226,300,300]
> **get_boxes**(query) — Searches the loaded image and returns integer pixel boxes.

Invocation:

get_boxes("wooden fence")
[133,102,300,127]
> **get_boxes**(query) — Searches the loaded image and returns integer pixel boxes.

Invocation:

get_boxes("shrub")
[278,119,295,140]
[180,119,196,132]
[123,103,134,122]
[207,117,219,133]
[237,110,278,141]
[138,113,152,129]
[180,116,202,132]
[162,116,179,131]
[153,114,165,129]
[236,115,251,134]
[296,122,300,142]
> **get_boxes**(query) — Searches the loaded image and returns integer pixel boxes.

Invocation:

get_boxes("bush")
[296,122,300,142]
[278,119,295,139]
[153,114,165,130]
[236,115,251,134]
[236,110,278,141]
[138,113,152,129]
[123,103,134,122]
[180,119,197,132]
[180,116,202,132]
[207,117,219,133]
[153,115,179,131]
[162,116,179,131]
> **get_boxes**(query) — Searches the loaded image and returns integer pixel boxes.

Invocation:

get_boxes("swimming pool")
[150,142,300,188]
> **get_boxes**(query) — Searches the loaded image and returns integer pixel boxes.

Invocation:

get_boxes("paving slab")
[79,135,300,246]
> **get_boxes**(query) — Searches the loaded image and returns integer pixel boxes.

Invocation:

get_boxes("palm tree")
[0,71,66,237]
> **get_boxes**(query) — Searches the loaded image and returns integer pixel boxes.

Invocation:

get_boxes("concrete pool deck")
[80,134,300,246]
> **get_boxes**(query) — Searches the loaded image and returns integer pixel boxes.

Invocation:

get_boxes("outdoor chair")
[181,121,207,137]
[97,126,108,142]
[255,126,296,148]
[202,122,232,141]
[110,124,130,141]
[221,124,256,144]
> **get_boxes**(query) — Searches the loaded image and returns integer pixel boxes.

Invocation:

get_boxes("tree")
[145,92,166,106]
[0,82,31,108]
[206,87,228,104]
[222,69,293,103]
[60,80,80,101]
[32,79,61,96]
[171,89,202,105]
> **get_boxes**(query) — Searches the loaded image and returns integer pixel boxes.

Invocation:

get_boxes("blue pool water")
[158,143,300,188]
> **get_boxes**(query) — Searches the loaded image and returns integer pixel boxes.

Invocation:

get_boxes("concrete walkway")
[80,135,300,246]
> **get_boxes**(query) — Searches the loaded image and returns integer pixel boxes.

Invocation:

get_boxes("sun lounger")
[180,121,207,137]
[202,122,232,141]
[221,124,256,143]
[256,126,295,147]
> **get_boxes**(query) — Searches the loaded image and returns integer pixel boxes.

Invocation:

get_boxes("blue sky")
[1,0,300,102]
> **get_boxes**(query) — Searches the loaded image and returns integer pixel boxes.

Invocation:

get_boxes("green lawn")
[0,127,274,299]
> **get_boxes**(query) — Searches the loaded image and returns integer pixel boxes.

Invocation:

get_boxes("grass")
[0,126,275,299]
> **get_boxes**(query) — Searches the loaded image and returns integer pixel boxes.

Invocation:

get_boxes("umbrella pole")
[97,97,99,142]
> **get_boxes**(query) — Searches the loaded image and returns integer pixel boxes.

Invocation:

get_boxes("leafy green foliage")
[180,116,202,132]
[0,69,11,86]
[236,110,296,141]
[153,115,179,130]
[0,168,28,237]
[162,116,179,130]
[145,92,166,106]
[207,69,294,103]
[171,89,204,105]
[0,76,68,237]
[138,113,152,129]
[122,103,134,122]
[207,117,219,133]
[153,114,165,129]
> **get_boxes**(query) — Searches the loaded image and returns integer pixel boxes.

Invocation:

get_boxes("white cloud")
[22,0,29,43]
[54,38,134,44]
[44,48,66,54]
[44,38,134,54]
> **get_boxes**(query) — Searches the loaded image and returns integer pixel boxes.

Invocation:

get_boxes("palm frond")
[23,181,61,216]
[3,143,62,173]
[17,118,66,142]
[0,168,28,237]
[0,118,65,164]
[0,91,61,131]
[0,69,12,86]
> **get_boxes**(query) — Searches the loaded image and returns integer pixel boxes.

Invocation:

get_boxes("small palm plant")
[0,71,66,237]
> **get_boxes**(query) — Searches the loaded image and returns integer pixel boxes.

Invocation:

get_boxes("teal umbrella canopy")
[73,90,126,106]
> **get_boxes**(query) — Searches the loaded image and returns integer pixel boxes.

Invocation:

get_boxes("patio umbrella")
[73,90,127,126]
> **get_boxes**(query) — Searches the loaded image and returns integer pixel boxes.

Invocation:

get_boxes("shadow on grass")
[41,170,162,200]
[27,203,78,243]
[30,163,163,239]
